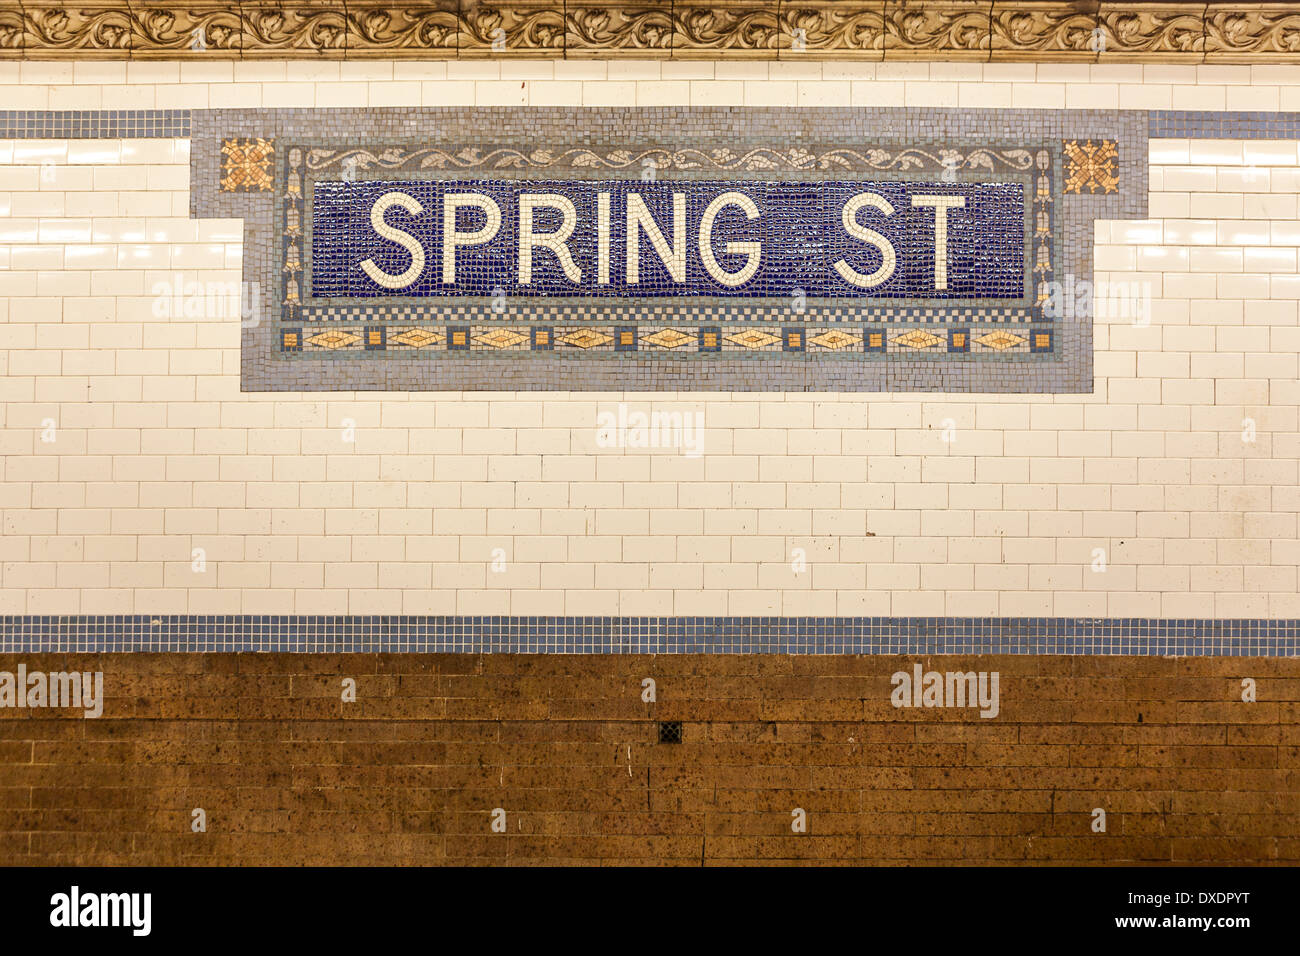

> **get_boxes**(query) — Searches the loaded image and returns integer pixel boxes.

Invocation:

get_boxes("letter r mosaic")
[190,106,1148,393]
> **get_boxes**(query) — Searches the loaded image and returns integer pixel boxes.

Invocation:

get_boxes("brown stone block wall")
[0,653,1297,865]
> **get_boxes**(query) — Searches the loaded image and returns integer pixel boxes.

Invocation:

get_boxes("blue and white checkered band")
[310,179,1026,300]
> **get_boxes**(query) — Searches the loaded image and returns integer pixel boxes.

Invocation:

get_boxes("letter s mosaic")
[193,106,1148,393]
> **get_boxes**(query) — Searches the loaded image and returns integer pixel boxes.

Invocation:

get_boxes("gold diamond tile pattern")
[303,329,360,350]
[286,324,1038,355]
[473,328,528,350]
[808,329,862,351]
[557,328,614,350]
[975,330,1027,351]
[642,328,695,350]
[893,329,944,350]
[388,328,445,349]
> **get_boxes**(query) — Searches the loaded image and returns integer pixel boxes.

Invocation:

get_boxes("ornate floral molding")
[0,2,1298,61]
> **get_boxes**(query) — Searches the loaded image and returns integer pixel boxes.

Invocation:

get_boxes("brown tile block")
[1172,790,1292,814]
[1229,724,1282,745]
[29,831,134,859]
[295,673,393,697]
[443,833,512,859]
[914,811,1054,835]
[590,810,706,834]
[375,654,442,675]
[340,741,448,765]
[707,809,862,835]
[1171,836,1278,862]
[1023,835,1173,861]
[239,653,368,675]
[807,765,913,789]
[856,811,917,835]
[858,788,1052,813]
[1166,812,1300,837]
[1168,744,1277,770]
[29,786,143,810]
[705,834,859,858]
[233,697,342,719]
[30,740,131,764]
[0,718,82,741]
[914,722,1018,743]
[1178,700,1280,723]
[343,698,447,719]
[966,743,1072,766]
[1070,700,1178,723]
[707,787,863,813]
[1064,743,1143,767]
[483,787,651,812]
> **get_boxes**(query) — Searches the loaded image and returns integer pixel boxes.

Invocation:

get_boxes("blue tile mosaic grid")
[309,178,1027,300]
[1,617,1295,657]
[5,109,1300,144]
[0,109,191,139]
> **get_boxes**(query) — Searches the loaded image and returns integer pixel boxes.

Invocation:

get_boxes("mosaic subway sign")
[201,107,1143,392]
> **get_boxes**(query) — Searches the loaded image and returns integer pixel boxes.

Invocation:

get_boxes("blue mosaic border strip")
[4,110,1300,142]
[1,110,1300,142]
[1148,110,1300,139]
[1,617,1295,656]
[0,109,191,139]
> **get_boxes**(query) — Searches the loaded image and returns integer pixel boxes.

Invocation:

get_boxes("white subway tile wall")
[2,62,1299,617]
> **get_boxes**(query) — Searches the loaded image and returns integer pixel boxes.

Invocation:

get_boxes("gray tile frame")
[187,107,1148,393]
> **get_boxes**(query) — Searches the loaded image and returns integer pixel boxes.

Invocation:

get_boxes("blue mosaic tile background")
[0,617,1295,657]
[309,178,1026,301]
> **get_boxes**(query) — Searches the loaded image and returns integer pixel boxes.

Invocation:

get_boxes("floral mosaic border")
[1,3,1299,63]
[277,139,1058,367]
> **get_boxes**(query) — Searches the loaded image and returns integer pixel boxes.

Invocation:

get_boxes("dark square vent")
[657,721,683,744]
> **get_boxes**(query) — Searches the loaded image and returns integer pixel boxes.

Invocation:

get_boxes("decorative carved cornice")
[0,2,1298,61]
